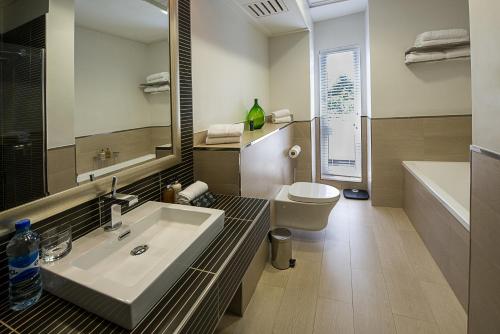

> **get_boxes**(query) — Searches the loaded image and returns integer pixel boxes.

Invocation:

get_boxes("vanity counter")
[0,195,270,334]
[194,121,292,151]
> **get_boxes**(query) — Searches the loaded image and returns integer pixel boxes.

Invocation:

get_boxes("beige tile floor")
[216,197,467,334]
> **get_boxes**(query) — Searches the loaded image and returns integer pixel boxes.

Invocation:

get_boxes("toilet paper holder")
[289,145,301,159]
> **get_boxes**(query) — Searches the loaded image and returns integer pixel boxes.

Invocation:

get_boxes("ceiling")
[75,0,169,44]
[309,0,367,22]
[232,0,311,36]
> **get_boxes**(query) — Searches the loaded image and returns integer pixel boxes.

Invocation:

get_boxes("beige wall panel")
[193,150,240,196]
[292,121,313,182]
[240,125,294,200]
[468,151,500,334]
[403,170,469,310]
[47,146,77,195]
[75,127,171,174]
[371,116,471,207]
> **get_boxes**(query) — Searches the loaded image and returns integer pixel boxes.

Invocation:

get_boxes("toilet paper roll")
[289,145,302,159]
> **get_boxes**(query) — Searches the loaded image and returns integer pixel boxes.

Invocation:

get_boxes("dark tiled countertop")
[0,195,270,334]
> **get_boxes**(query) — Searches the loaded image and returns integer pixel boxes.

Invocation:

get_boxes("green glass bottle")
[247,98,265,130]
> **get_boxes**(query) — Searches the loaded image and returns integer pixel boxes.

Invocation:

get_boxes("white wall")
[191,0,269,132]
[313,12,367,117]
[269,30,314,121]
[469,0,500,154]
[46,0,75,149]
[74,27,170,137]
[146,40,171,127]
[368,0,471,118]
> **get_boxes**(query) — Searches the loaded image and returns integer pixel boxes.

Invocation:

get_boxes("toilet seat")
[288,182,340,204]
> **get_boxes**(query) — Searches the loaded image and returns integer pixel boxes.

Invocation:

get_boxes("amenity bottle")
[7,219,42,311]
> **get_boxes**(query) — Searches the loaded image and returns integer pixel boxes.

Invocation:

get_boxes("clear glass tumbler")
[40,224,72,263]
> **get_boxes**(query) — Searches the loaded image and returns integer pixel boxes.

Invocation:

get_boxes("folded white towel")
[405,51,446,64]
[445,46,470,59]
[272,115,293,124]
[146,72,169,83]
[414,36,469,48]
[271,109,291,119]
[205,136,242,145]
[207,123,244,138]
[144,84,170,93]
[415,29,468,44]
[178,181,208,203]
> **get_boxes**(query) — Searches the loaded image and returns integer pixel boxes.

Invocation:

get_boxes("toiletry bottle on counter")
[7,219,42,311]
[172,181,182,203]
[105,148,112,159]
[98,149,106,161]
[162,184,176,203]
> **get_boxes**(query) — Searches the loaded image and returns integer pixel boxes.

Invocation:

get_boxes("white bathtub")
[402,161,470,231]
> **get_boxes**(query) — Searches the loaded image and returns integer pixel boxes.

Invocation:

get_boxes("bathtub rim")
[402,161,470,231]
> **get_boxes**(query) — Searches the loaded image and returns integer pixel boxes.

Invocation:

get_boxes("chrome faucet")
[104,176,139,231]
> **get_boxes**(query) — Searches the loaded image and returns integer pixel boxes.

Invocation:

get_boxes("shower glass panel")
[0,42,46,211]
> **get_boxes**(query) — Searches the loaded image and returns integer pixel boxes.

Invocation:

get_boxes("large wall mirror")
[0,0,180,216]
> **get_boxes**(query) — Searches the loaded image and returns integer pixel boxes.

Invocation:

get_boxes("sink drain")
[130,245,149,256]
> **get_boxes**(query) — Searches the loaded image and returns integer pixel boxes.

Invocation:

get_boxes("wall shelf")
[405,41,470,56]
[405,56,470,65]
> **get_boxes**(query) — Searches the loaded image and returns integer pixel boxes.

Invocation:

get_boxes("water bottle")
[7,219,42,311]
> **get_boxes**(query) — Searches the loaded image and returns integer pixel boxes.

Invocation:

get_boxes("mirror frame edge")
[0,0,182,232]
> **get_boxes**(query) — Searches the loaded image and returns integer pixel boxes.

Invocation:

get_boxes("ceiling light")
[308,0,349,8]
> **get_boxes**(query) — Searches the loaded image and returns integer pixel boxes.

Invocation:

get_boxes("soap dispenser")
[162,184,175,203]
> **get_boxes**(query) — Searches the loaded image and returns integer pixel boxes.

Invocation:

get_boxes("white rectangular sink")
[41,202,225,330]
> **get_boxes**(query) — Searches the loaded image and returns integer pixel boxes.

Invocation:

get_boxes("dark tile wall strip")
[0,195,271,334]
[0,0,194,306]
[1,16,47,211]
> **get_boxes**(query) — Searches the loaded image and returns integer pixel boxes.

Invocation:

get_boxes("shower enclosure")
[0,42,46,211]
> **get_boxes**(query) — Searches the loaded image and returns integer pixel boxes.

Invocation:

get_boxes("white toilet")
[274,182,340,231]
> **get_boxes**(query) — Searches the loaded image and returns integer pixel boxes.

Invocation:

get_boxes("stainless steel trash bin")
[270,228,293,270]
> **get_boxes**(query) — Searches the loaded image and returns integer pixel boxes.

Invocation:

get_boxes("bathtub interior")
[402,161,470,229]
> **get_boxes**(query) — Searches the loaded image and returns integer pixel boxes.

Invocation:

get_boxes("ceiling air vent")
[244,0,289,18]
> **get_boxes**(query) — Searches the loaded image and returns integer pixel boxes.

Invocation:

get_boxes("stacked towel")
[177,181,209,205]
[146,72,170,84]
[445,46,470,59]
[405,46,470,64]
[405,51,446,64]
[406,29,471,64]
[414,29,469,48]
[144,85,170,93]
[205,123,244,145]
[207,123,244,138]
[271,109,293,124]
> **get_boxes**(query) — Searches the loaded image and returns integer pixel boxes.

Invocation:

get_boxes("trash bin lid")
[271,228,292,241]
